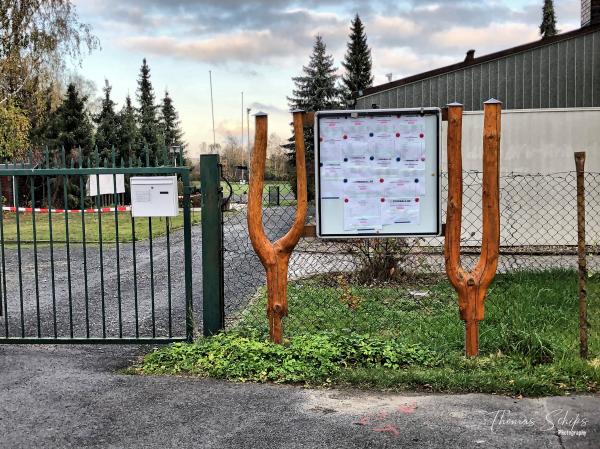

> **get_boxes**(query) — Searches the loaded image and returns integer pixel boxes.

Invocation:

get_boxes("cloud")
[248,102,289,115]
[430,22,540,54]
[120,31,297,65]
[84,0,564,72]
[215,119,243,140]
[371,47,456,83]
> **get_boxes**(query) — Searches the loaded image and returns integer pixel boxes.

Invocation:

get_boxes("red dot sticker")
[395,132,400,138]
[343,135,348,139]
[419,133,424,138]
[415,198,420,203]
[380,198,385,203]
[344,198,349,203]
[379,178,384,183]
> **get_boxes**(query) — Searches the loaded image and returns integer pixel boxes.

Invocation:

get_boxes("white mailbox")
[130,176,179,217]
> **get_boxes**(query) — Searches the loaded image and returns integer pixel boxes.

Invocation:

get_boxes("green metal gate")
[0,149,195,343]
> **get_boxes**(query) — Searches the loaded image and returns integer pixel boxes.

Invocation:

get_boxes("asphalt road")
[0,344,598,449]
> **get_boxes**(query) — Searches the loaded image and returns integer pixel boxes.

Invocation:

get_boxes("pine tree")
[44,83,94,207]
[45,83,93,156]
[286,35,340,200]
[136,58,160,164]
[341,14,373,104]
[94,79,119,160]
[117,95,140,164]
[287,35,340,111]
[540,0,557,38]
[159,90,185,163]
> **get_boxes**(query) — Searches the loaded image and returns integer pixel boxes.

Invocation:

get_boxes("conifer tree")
[45,83,93,157]
[117,95,139,163]
[286,35,340,200]
[136,58,160,163]
[540,0,557,37]
[159,90,185,162]
[341,14,373,103]
[94,79,119,160]
[44,82,93,206]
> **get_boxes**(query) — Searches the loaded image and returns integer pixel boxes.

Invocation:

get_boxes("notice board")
[315,108,441,238]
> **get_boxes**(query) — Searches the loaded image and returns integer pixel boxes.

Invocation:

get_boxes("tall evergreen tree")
[45,83,93,156]
[117,95,139,163]
[286,35,340,200]
[44,82,93,206]
[136,58,160,163]
[341,14,373,104]
[94,79,119,160]
[540,0,557,37]
[159,90,185,162]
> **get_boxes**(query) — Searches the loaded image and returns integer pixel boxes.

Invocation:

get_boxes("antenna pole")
[209,70,216,151]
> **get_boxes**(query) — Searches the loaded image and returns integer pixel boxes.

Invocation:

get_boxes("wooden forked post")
[247,110,308,343]
[445,100,501,357]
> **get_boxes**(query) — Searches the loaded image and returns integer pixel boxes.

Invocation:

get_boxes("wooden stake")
[445,100,501,357]
[574,151,588,359]
[247,111,307,343]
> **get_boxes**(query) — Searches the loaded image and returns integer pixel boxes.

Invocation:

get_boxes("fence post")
[201,154,225,336]
[574,151,588,359]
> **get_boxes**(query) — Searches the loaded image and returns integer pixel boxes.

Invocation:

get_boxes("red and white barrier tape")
[2,206,131,214]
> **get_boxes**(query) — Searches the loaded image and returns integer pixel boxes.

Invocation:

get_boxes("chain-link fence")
[221,171,600,334]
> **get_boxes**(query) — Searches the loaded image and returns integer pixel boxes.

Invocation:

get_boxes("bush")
[345,238,412,283]
[139,331,440,383]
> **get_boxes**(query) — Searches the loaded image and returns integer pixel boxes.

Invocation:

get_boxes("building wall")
[357,28,600,111]
[440,108,600,173]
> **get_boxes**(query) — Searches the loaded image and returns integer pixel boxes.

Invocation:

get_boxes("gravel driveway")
[0,206,300,340]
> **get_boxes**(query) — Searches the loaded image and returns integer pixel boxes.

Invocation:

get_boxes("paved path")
[0,344,598,449]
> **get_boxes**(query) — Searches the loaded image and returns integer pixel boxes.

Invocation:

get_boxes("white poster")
[381,198,420,225]
[343,197,382,231]
[87,174,126,196]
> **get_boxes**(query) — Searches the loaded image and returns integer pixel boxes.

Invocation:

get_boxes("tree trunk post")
[445,99,501,357]
[247,110,308,343]
[574,151,588,359]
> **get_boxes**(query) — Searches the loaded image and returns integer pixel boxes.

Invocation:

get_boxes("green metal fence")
[0,147,195,343]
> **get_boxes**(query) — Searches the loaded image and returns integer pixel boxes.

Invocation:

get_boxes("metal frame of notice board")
[314,108,442,239]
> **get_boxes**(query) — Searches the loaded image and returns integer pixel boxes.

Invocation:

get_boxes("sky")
[73,0,581,157]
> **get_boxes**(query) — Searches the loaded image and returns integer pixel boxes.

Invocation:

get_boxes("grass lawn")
[1,210,201,243]
[135,270,600,396]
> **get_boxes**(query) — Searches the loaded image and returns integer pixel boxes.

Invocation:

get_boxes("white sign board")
[130,176,179,217]
[87,174,125,196]
[315,108,441,238]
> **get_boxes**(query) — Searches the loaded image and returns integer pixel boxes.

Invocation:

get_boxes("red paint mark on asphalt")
[398,403,417,414]
[372,425,400,437]
[354,415,371,426]
[376,410,389,420]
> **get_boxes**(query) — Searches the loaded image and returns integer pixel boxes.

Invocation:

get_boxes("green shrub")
[139,331,440,383]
